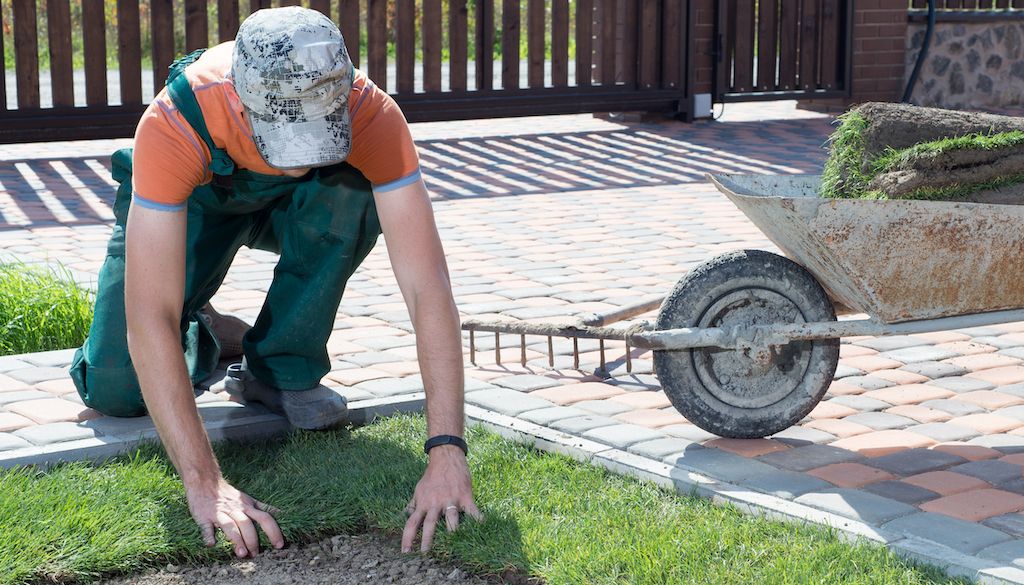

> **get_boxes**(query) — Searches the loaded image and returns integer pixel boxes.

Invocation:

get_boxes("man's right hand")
[185,477,285,557]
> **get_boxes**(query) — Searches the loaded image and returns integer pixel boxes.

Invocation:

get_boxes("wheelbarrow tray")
[707,173,1024,324]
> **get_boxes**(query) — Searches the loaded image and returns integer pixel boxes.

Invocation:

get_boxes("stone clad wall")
[906,20,1024,109]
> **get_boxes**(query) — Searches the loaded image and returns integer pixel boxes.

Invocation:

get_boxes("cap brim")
[249,107,351,170]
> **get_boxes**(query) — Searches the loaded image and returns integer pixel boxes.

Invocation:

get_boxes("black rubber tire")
[653,250,839,439]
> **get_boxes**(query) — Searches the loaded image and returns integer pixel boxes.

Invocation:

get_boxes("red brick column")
[690,0,714,95]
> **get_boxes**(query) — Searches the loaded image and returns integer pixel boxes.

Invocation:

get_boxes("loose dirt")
[101,533,497,585]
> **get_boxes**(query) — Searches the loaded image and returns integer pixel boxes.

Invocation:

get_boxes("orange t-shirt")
[131,42,420,211]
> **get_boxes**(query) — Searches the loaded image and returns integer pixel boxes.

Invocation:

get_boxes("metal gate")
[713,0,852,102]
[0,0,694,143]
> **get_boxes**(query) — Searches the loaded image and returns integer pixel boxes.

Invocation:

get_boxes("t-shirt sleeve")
[345,88,421,193]
[131,96,212,211]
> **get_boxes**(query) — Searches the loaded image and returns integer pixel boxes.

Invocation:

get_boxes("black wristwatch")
[424,434,468,456]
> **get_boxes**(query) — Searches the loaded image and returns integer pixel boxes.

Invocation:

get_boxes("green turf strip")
[0,415,963,585]
[0,263,93,356]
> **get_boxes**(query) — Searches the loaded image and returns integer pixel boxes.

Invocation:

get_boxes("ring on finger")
[445,505,459,513]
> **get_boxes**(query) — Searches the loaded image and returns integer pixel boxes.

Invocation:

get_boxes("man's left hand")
[401,445,481,552]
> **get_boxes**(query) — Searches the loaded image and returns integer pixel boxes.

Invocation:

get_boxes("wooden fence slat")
[339,0,360,68]
[502,0,520,89]
[218,0,240,41]
[660,0,679,88]
[368,0,388,90]
[756,0,777,91]
[279,0,303,6]
[82,0,107,106]
[450,0,469,91]
[818,0,840,90]
[638,0,658,88]
[118,0,143,105]
[575,0,593,86]
[249,0,272,13]
[151,0,175,92]
[475,0,494,90]
[396,0,415,93]
[600,0,616,85]
[185,0,209,51]
[799,0,819,89]
[550,0,569,87]
[47,0,75,107]
[309,0,332,16]
[527,0,545,87]
[621,0,638,87]
[719,0,736,93]
[777,0,798,90]
[733,0,754,93]
[423,0,443,92]
[13,0,40,109]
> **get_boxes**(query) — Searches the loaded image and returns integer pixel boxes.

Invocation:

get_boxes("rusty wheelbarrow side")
[707,173,1024,324]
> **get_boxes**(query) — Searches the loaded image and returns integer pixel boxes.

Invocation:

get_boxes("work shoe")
[222,362,348,430]
[199,304,251,359]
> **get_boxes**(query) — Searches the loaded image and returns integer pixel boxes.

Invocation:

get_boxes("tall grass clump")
[0,263,93,356]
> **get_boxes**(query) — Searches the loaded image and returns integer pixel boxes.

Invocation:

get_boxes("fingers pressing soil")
[101,533,495,585]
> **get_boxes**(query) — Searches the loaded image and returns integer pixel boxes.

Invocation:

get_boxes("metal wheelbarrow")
[462,173,1024,439]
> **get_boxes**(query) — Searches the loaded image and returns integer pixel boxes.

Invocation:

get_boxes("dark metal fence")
[714,0,853,102]
[0,0,695,143]
[910,0,1024,8]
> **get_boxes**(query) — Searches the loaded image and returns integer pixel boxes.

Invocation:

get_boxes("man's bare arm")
[372,179,481,552]
[124,203,283,557]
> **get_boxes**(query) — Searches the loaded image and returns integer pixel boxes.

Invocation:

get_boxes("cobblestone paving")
[3,102,1024,582]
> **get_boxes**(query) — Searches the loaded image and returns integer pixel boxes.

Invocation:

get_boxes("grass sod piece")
[0,262,93,356]
[0,416,963,585]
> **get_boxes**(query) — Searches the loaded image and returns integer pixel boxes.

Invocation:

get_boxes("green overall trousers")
[69,49,382,417]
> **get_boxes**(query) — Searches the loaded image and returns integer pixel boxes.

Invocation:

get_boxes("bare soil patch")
[101,533,496,585]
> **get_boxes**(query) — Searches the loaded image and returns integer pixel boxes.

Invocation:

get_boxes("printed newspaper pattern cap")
[232,6,353,169]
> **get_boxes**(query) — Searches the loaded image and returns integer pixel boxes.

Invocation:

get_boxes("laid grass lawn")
[0,415,964,585]
[0,262,93,356]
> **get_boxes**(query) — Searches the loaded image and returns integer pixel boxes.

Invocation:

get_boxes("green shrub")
[0,262,93,356]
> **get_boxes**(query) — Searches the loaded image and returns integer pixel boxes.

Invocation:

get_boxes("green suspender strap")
[165,49,236,185]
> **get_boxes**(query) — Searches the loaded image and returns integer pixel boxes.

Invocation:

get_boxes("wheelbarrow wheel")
[653,249,839,439]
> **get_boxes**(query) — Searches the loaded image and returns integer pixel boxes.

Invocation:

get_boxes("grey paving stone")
[553,291,611,303]
[0,357,32,373]
[833,365,863,379]
[844,412,916,431]
[973,336,1024,350]
[0,390,51,405]
[879,346,960,364]
[898,361,968,379]
[355,376,425,397]
[465,388,555,417]
[757,444,863,472]
[983,513,1024,538]
[852,336,928,352]
[978,540,1024,568]
[504,307,574,321]
[573,400,633,417]
[491,287,556,300]
[840,376,895,390]
[769,426,836,446]
[79,416,157,439]
[999,383,1024,399]
[968,434,1024,454]
[904,422,980,443]
[21,349,76,368]
[518,406,588,426]
[664,448,780,484]
[5,367,70,385]
[660,424,717,443]
[463,378,496,392]
[343,351,406,367]
[920,399,985,417]
[627,438,703,460]
[956,326,1009,338]
[865,448,967,476]
[604,374,661,391]
[605,359,654,376]
[14,422,100,446]
[951,460,1023,485]
[794,489,916,524]
[549,415,619,434]
[354,336,418,351]
[999,348,1024,361]
[741,469,833,500]
[827,395,892,412]
[999,479,1024,496]
[337,388,374,402]
[927,376,995,393]
[995,405,1024,422]
[862,481,940,505]
[0,433,31,451]
[583,424,665,449]
[883,512,1011,554]
[491,374,560,392]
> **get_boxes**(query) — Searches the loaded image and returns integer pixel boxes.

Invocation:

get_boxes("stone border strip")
[0,393,426,470]
[464,404,1024,585]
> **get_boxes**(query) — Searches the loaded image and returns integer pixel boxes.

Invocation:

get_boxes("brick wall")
[691,0,714,95]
